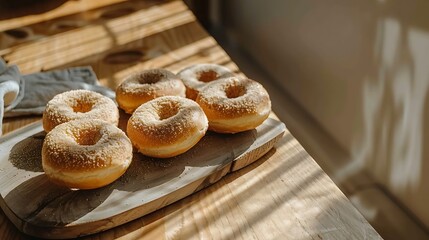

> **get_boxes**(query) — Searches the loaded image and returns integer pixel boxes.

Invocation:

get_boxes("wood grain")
[0,0,381,239]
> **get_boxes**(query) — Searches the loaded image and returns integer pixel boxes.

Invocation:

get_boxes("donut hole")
[225,84,246,98]
[140,72,163,84]
[157,101,180,120]
[74,128,102,146]
[197,70,218,82]
[72,100,93,113]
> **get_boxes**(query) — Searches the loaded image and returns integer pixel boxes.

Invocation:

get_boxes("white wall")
[217,0,429,228]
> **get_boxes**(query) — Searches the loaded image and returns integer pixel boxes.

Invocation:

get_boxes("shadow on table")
[80,133,284,239]
[90,132,380,239]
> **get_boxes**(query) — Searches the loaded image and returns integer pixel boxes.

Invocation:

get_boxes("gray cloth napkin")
[0,58,115,136]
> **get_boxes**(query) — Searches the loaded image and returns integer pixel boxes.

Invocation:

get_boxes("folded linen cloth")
[0,58,115,136]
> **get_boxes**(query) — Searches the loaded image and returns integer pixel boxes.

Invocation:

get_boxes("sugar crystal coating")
[43,89,119,132]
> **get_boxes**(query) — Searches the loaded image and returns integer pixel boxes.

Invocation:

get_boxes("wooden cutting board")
[0,117,285,239]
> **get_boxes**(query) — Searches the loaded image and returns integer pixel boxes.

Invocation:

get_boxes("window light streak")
[2,1,193,74]
[2,1,186,61]
[101,37,219,82]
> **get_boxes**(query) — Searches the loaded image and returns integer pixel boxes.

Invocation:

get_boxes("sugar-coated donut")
[177,63,235,100]
[116,69,186,113]
[43,89,119,133]
[196,77,271,133]
[127,96,208,158]
[42,119,133,189]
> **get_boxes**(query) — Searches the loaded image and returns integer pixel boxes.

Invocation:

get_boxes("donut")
[177,63,235,100]
[196,77,271,133]
[43,89,119,133]
[116,69,186,113]
[127,96,208,158]
[42,119,133,189]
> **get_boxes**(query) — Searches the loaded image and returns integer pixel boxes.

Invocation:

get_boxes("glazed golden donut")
[177,63,235,100]
[127,96,208,158]
[116,69,186,113]
[42,119,133,189]
[43,89,119,132]
[196,77,271,133]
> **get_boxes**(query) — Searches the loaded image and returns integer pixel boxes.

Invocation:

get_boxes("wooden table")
[0,0,381,239]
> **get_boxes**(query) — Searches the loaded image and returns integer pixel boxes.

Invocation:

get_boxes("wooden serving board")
[0,117,285,239]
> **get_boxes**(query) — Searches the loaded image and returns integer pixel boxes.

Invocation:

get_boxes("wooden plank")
[0,118,285,239]
[1,1,198,74]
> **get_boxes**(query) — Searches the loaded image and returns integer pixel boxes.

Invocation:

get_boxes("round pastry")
[127,96,208,158]
[42,119,133,189]
[177,63,235,100]
[196,77,271,133]
[43,89,119,133]
[116,69,186,113]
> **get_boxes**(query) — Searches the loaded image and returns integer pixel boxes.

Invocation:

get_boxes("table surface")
[0,0,381,239]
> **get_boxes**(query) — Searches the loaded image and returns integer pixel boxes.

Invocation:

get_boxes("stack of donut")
[41,63,271,189]
[177,64,271,133]
[42,90,133,189]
